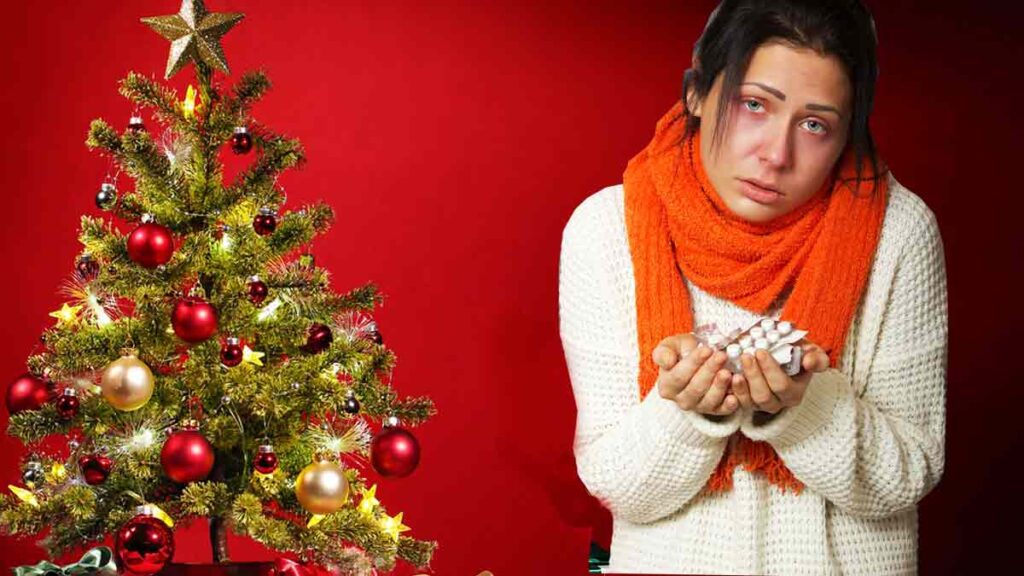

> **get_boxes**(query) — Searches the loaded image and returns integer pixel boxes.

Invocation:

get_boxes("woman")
[559,1,947,574]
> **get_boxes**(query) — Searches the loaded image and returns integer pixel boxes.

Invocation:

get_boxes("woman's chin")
[723,196,785,223]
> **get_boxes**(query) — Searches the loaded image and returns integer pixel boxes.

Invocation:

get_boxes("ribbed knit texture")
[559,179,947,575]
[623,103,889,494]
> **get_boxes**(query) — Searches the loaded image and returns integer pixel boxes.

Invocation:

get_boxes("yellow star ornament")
[141,0,244,79]
[307,514,326,529]
[242,346,265,367]
[49,303,83,325]
[49,463,67,482]
[358,484,380,516]
[379,512,410,541]
[9,485,39,508]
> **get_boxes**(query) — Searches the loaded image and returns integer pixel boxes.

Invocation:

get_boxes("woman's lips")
[738,179,783,205]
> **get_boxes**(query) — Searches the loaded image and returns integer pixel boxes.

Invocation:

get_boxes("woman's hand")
[652,334,739,416]
[731,341,831,414]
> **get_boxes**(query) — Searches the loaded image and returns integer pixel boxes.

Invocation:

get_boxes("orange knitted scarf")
[623,102,888,493]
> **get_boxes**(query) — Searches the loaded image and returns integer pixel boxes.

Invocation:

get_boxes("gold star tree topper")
[141,0,244,79]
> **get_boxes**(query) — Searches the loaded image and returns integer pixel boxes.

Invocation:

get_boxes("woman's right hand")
[652,334,740,416]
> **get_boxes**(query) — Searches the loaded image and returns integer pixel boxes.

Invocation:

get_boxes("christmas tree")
[0,1,435,574]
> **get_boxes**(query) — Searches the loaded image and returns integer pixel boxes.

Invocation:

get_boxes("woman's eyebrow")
[743,82,843,118]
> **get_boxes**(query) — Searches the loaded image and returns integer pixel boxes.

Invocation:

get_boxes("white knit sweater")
[559,177,947,575]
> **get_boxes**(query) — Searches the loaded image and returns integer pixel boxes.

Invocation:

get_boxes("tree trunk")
[210,515,230,563]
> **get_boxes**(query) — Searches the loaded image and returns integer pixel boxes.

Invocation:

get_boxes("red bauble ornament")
[76,254,100,282]
[78,453,113,485]
[127,219,174,268]
[342,393,360,415]
[371,424,420,478]
[55,388,80,420]
[303,323,333,354]
[171,298,218,343]
[161,423,215,483]
[230,126,253,154]
[253,208,277,236]
[220,337,243,367]
[115,509,174,576]
[254,444,279,474]
[247,275,268,304]
[5,373,54,415]
[128,116,146,133]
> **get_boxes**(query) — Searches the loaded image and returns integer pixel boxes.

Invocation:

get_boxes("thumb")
[652,343,678,369]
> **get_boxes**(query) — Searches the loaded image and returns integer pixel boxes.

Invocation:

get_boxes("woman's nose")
[757,123,793,170]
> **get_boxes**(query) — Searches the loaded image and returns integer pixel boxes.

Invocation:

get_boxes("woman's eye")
[742,99,763,112]
[802,119,827,134]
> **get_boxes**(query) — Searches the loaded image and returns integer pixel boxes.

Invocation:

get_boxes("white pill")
[750,327,765,339]
[726,344,741,358]
[739,336,753,348]
[767,330,780,344]
[708,334,724,348]
[760,319,776,331]
[754,338,769,349]
[778,321,793,335]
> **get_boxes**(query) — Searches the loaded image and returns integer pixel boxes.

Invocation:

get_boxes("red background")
[1,1,1021,574]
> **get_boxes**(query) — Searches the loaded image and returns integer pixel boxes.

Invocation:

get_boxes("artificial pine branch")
[85,120,121,154]
[208,70,273,140]
[397,537,438,570]
[328,284,384,313]
[229,131,306,198]
[119,72,181,123]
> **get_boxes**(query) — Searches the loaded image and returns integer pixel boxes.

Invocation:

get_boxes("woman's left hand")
[729,341,831,414]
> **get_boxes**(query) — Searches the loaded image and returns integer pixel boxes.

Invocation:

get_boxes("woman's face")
[692,41,853,223]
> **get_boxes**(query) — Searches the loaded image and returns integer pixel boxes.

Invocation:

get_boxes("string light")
[127,428,156,452]
[257,297,282,321]
[183,85,198,119]
[86,290,113,327]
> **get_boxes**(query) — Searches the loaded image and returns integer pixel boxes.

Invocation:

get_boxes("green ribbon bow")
[13,547,117,576]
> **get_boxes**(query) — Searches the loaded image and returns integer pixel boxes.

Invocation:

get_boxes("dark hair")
[682,0,885,192]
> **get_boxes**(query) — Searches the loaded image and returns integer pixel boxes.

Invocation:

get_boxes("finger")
[657,345,712,400]
[712,393,739,416]
[741,353,782,413]
[799,342,830,372]
[801,347,830,373]
[652,333,699,369]
[755,350,794,406]
[730,372,754,411]
[652,337,680,370]
[675,350,727,410]
[695,369,732,413]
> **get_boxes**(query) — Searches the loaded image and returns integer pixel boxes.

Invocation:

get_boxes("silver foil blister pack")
[692,317,807,376]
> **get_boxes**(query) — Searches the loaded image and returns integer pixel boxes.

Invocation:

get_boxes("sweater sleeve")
[559,191,741,525]
[741,195,947,519]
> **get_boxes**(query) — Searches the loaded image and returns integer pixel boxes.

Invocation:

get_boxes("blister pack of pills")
[693,317,808,376]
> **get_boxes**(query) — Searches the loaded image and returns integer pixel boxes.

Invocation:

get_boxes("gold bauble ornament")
[295,460,349,515]
[101,351,155,411]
